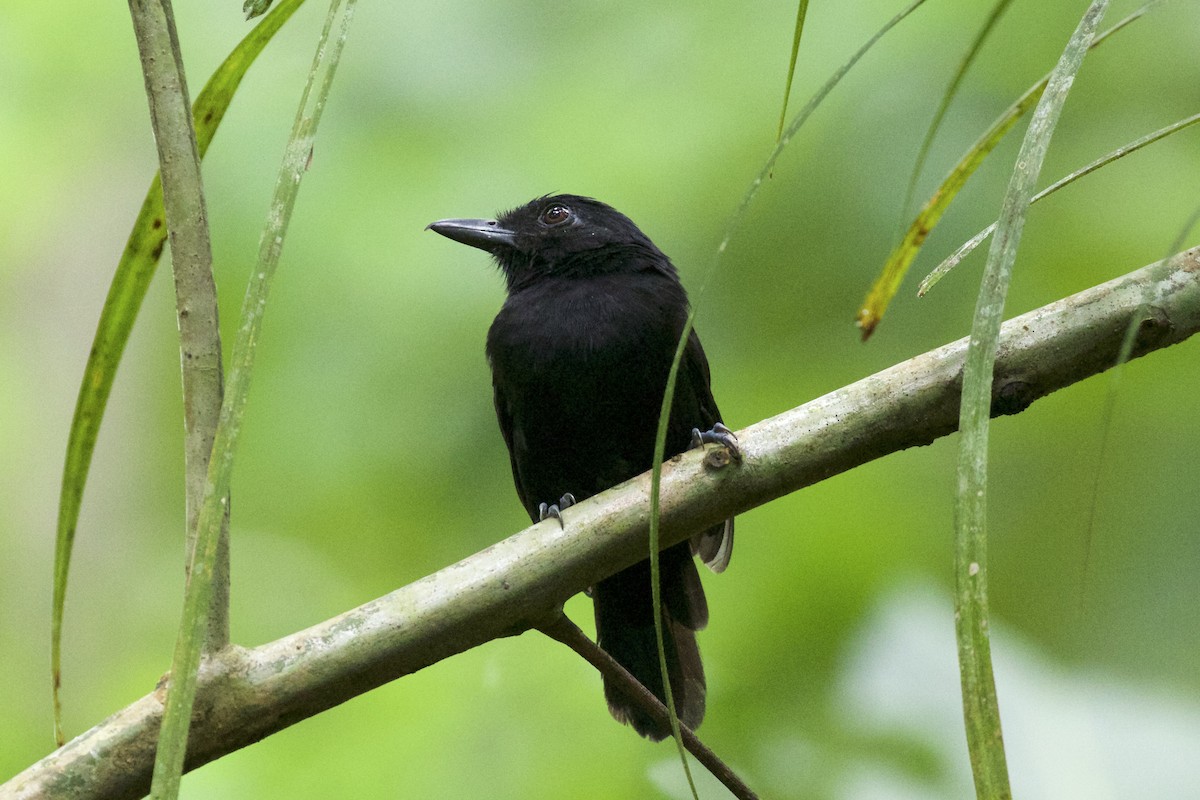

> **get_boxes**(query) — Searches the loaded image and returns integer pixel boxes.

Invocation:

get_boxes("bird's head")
[427,194,674,291]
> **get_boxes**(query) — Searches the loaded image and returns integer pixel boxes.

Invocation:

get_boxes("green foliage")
[897,0,1015,232]
[775,0,812,143]
[50,0,307,748]
[857,1,1162,338]
[921,111,1200,294]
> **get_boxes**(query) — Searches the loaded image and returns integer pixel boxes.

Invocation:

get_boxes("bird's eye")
[540,204,571,226]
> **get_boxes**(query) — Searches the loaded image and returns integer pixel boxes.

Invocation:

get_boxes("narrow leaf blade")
[775,0,811,143]
[857,1,1161,339]
[51,0,307,747]
[955,2,1110,796]
[920,110,1200,295]
[897,0,1016,231]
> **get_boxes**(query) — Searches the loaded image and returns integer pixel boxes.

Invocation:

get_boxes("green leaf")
[51,0,307,748]
[919,111,1200,295]
[775,0,811,144]
[955,3,1109,797]
[896,0,1015,231]
[719,0,930,256]
[857,0,1162,340]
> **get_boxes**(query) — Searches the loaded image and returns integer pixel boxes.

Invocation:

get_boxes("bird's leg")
[538,492,577,526]
[691,422,741,460]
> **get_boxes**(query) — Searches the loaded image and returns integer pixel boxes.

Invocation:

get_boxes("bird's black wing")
[683,328,721,430]
[681,329,734,573]
[492,379,535,522]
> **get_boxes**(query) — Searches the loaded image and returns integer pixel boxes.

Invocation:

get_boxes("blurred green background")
[3,0,1199,797]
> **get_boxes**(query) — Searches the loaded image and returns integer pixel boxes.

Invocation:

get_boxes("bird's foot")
[691,422,741,461]
[538,493,577,526]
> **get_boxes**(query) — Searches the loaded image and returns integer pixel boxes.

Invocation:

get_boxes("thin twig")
[538,614,758,800]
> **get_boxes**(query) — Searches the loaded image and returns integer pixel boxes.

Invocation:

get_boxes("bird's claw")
[691,422,741,460]
[538,493,577,526]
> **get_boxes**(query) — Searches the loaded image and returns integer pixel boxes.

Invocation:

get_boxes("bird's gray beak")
[426,218,517,251]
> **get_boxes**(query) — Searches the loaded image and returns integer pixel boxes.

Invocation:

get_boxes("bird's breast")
[487,275,684,380]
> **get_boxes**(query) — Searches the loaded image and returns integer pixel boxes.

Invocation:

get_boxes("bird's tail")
[592,542,708,740]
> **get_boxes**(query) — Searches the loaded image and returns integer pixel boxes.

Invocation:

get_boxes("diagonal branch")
[7,247,1199,800]
[539,614,759,800]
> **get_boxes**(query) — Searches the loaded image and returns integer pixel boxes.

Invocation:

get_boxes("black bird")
[428,194,734,739]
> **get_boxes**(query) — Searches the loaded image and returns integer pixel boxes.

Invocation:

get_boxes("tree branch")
[8,247,1198,800]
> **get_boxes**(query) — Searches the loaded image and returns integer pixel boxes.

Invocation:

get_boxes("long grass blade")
[775,0,811,144]
[920,110,1200,295]
[721,0,930,258]
[147,2,354,797]
[857,0,1163,339]
[955,3,1109,797]
[648,332,700,793]
[897,0,1015,231]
